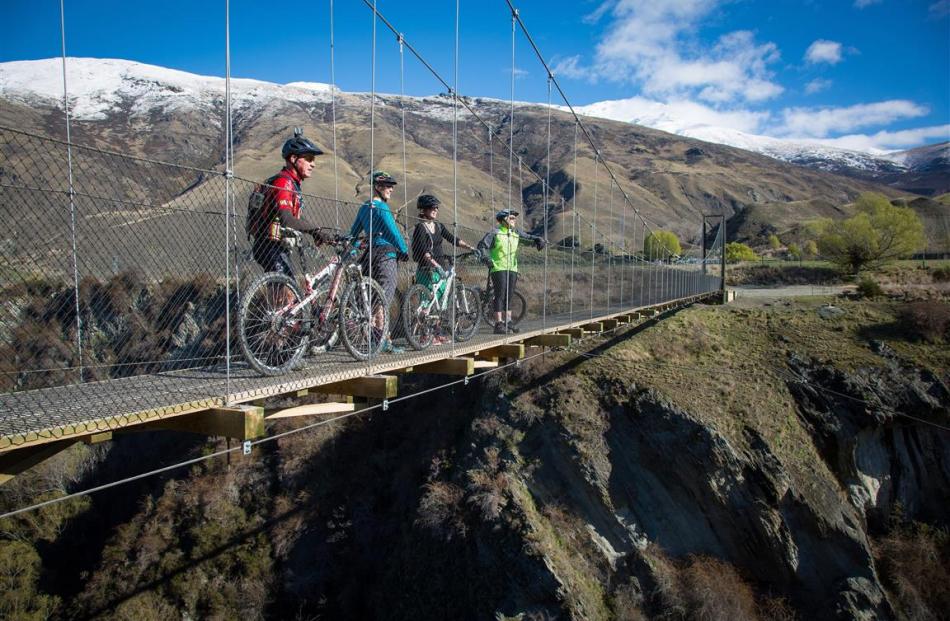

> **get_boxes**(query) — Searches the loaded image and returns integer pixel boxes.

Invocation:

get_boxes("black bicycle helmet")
[372,170,398,186]
[495,209,519,221]
[281,127,323,159]
[416,194,441,210]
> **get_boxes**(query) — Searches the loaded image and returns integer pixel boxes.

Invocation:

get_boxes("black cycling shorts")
[491,270,518,313]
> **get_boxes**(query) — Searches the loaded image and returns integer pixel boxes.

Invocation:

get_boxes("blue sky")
[4,0,948,151]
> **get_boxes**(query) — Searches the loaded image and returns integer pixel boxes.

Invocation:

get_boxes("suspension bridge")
[0,0,726,487]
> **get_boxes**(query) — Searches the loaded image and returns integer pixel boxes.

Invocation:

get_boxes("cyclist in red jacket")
[250,129,328,276]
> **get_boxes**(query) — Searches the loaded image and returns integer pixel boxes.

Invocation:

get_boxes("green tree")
[787,243,802,260]
[725,242,757,263]
[768,234,781,250]
[804,240,818,259]
[816,192,926,273]
[643,230,682,260]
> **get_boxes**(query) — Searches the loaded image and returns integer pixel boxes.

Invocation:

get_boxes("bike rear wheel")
[480,287,527,327]
[338,278,389,361]
[239,272,310,376]
[402,284,436,350]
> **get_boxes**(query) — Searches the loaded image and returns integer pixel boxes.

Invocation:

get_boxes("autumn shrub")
[679,555,760,621]
[856,276,884,298]
[899,301,950,343]
[873,522,950,621]
[932,266,950,282]
[416,481,467,540]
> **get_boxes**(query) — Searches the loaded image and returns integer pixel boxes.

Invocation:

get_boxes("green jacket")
[477,225,540,273]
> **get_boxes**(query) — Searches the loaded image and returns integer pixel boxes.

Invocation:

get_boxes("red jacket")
[260,167,302,241]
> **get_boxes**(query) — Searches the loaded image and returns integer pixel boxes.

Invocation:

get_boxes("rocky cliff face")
[2,298,947,620]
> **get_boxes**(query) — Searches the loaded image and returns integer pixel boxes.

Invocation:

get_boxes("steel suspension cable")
[608,179,614,311]
[399,33,408,220]
[590,154,598,320]
[504,1,669,257]
[357,0,550,214]
[488,125,495,220]
[59,0,83,381]
[224,0,233,399]
[542,75,552,329]
[451,0,459,352]
[330,0,340,226]
[508,8,516,213]
[569,123,578,322]
[368,0,377,369]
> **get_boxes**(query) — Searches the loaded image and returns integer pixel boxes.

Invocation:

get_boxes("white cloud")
[805,40,843,64]
[930,0,950,17]
[802,125,949,151]
[552,55,594,81]
[774,100,929,137]
[575,0,783,104]
[583,0,617,24]
[854,0,882,8]
[805,78,832,94]
[573,95,769,134]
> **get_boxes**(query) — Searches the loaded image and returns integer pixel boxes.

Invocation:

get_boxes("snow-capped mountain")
[3,58,944,195]
[0,57,337,122]
[572,98,948,195]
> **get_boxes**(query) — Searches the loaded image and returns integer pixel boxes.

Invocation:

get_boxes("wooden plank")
[295,389,309,397]
[136,405,265,441]
[82,432,113,444]
[476,344,524,360]
[266,402,356,420]
[0,439,77,485]
[313,375,398,399]
[414,357,475,376]
[472,359,499,370]
[559,328,584,339]
[525,333,571,347]
[582,322,603,332]
[601,319,619,330]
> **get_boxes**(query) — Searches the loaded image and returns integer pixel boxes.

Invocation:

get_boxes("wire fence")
[0,125,722,446]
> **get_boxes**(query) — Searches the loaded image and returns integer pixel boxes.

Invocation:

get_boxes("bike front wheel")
[402,284,436,351]
[338,278,389,361]
[238,272,310,376]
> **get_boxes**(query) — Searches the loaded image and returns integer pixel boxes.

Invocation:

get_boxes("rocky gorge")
[1,295,948,620]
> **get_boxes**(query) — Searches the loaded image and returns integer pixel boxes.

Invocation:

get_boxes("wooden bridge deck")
[0,295,712,453]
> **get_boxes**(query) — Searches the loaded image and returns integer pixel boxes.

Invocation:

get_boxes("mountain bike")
[401,257,481,350]
[473,269,527,328]
[238,229,388,375]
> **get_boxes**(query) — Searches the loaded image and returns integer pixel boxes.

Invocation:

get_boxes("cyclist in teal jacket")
[349,171,409,353]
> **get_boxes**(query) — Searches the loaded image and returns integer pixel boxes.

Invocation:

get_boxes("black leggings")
[491,270,518,313]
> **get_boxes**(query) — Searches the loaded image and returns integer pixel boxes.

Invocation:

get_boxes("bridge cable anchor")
[382,399,390,412]
[242,441,252,456]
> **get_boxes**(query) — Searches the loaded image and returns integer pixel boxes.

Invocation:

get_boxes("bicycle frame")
[274,233,361,322]
[420,267,457,316]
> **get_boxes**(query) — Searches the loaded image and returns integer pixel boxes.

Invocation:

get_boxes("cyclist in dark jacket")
[410,194,478,344]
[250,129,328,276]
[411,194,477,290]
[477,209,545,334]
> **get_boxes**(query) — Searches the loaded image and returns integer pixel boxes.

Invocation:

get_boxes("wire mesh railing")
[0,124,722,445]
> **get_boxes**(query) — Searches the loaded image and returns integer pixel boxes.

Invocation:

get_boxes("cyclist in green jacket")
[477,209,545,334]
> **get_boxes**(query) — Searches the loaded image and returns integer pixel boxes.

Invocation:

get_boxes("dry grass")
[873,522,950,621]
[898,300,950,343]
